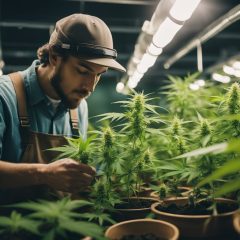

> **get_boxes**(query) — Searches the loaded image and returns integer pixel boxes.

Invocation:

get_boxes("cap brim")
[84,58,126,72]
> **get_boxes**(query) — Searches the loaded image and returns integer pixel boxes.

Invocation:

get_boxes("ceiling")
[0,0,240,91]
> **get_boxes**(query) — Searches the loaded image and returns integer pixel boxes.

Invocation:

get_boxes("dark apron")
[0,72,79,204]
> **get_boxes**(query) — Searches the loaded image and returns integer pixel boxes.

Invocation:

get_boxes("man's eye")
[77,68,88,75]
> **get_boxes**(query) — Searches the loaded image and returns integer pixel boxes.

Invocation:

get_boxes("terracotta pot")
[112,197,160,222]
[105,218,179,240]
[151,197,239,239]
[150,186,192,200]
[137,187,154,197]
[233,211,240,235]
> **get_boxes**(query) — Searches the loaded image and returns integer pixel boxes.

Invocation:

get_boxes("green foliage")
[97,90,162,198]
[49,135,95,164]
[9,197,104,239]
[152,183,169,200]
[162,73,211,119]
[213,82,240,140]
[88,179,120,225]
[0,211,40,237]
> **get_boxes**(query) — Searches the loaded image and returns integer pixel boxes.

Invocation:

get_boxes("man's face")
[51,56,107,109]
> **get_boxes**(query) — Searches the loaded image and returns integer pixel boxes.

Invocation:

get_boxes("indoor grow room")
[0,0,240,240]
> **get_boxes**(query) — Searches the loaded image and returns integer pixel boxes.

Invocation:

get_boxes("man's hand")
[41,159,96,193]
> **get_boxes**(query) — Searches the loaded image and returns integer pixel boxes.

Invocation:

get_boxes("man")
[0,13,125,203]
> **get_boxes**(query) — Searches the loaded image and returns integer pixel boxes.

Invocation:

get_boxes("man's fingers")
[62,159,96,176]
[78,163,96,176]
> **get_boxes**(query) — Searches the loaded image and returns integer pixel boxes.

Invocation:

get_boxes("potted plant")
[150,80,240,239]
[0,211,40,240]
[6,197,105,240]
[152,137,240,239]
[98,91,162,221]
[105,218,179,240]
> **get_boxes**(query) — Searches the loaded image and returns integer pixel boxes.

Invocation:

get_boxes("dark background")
[0,0,239,122]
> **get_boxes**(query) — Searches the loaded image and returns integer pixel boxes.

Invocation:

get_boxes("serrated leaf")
[214,179,240,197]
[197,158,240,187]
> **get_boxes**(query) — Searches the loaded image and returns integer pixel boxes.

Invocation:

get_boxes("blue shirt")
[0,60,88,163]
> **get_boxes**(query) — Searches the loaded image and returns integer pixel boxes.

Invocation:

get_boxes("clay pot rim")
[151,197,239,219]
[105,218,179,240]
[116,197,160,211]
[233,211,240,234]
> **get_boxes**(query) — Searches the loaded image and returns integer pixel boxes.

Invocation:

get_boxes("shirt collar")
[21,60,68,116]
[21,60,46,106]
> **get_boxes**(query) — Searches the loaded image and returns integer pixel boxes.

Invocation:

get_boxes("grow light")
[116,82,125,93]
[195,79,205,87]
[137,53,158,73]
[147,43,163,56]
[223,65,235,75]
[170,0,201,21]
[189,83,200,91]
[212,73,230,83]
[233,61,240,70]
[152,17,182,48]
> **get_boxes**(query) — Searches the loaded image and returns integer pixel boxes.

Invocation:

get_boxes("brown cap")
[49,13,126,72]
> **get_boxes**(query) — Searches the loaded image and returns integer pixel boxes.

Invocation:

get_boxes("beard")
[51,69,90,109]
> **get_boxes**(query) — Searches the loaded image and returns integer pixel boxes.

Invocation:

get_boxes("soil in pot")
[150,187,191,200]
[115,198,153,209]
[113,197,159,222]
[105,218,179,240]
[152,197,239,240]
[119,233,167,240]
[156,199,238,215]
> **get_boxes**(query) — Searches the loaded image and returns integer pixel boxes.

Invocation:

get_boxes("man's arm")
[0,159,96,193]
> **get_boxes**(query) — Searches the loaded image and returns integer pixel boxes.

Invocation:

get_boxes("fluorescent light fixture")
[233,61,240,70]
[152,17,182,48]
[127,70,144,89]
[170,0,201,21]
[127,79,138,89]
[234,70,240,77]
[212,73,230,83]
[223,65,235,75]
[147,43,163,56]
[131,70,144,82]
[189,83,200,91]
[195,79,205,87]
[137,53,158,73]
[132,56,141,64]
[116,82,125,93]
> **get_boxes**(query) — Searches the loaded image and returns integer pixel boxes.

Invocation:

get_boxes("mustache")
[74,89,91,99]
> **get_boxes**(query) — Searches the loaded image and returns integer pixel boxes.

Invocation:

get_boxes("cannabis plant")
[92,126,123,187]
[87,126,122,218]
[213,82,240,141]
[10,197,104,240]
[0,211,40,239]
[195,138,240,198]
[49,134,95,164]
[98,91,162,198]
[174,135,240,201]
[153,114,195,187]
[82,178,118,226]
[161,73,212,120]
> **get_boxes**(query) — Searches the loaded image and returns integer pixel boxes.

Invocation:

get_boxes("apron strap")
[70,108,79,136]
[8,72,30,127]
[9,72,79,136]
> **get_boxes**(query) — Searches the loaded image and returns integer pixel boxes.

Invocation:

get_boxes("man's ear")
[49,48,59,66]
